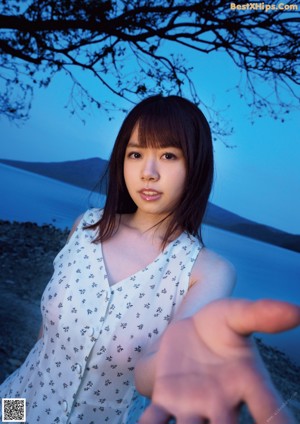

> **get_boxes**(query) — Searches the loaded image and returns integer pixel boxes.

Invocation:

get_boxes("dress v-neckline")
[100,232,185,289]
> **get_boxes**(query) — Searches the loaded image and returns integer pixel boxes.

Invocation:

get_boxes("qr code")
[2,398,26,422]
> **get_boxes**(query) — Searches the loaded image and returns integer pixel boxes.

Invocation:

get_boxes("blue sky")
[0,46,299,235]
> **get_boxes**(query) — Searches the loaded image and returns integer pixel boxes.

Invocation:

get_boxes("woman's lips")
[139,189,162,201]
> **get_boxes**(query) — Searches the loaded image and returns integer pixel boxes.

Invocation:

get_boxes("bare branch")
[0,0,299,134]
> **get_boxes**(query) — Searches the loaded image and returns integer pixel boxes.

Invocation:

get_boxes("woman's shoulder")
[67,208,103,241]
[190,247,236,289]
[81,208,104,224]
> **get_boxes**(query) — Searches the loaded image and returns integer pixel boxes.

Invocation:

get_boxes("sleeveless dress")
[0,208,202,424]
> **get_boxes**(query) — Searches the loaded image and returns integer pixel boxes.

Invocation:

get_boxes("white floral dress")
[0,208,202,424]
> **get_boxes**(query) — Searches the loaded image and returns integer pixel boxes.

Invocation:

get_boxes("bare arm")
[135,249,300,423]
[134,248,236,397]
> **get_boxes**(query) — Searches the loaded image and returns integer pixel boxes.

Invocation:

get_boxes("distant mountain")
[204,203,300,253]
[0,157,108,191]
[1,158,299,253]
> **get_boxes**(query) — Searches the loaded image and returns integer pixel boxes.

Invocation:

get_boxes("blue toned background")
[1,50,299,234]
[0,48,299,363]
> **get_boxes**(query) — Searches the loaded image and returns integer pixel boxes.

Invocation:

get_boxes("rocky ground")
[0,220,69,381]
[0,220,299,422]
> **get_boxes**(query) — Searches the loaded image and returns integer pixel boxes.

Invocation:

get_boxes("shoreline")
[0,219,299,421]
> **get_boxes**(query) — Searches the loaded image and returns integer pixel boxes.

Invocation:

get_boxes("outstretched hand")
[139,299,300,424]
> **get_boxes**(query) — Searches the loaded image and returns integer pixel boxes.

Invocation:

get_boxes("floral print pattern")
[0,209,202,423]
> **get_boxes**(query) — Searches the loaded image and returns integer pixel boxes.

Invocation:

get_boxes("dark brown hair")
[88,95,214,249]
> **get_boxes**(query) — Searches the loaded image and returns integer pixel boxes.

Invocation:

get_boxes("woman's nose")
[141,159,159,181]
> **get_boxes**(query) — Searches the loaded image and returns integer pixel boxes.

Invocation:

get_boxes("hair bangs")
[136,109,184,151]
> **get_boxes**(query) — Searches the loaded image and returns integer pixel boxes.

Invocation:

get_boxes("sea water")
[0,163,299,364]
[0,163,105,227]
[203,225,300,364]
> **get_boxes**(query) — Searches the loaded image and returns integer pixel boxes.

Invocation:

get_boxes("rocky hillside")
[0,220,299,422]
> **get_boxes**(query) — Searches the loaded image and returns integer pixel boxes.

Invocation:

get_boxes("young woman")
[0,95,299,424]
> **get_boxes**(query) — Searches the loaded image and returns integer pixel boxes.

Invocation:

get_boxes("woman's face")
[123,126,187,219]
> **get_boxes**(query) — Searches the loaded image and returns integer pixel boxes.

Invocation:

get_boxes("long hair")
[87,95,214,249]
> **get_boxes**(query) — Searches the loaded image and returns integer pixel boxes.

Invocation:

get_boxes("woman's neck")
[120,210,181,242]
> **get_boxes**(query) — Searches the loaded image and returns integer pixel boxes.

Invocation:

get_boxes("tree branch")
[0,0,299,126]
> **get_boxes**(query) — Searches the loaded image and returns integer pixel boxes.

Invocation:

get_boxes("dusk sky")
[1,46,299,235]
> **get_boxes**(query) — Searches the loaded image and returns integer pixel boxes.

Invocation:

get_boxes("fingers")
[176,416,206,424]
[138,404,206,424]
[139,403,206,424]
[139,402,239,424]
[226,299,300,336]
[138,404,171,424]
[209,409,239,424]
[138,403,204,424]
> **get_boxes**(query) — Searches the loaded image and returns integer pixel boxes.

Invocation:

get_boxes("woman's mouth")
[139,189,162,201]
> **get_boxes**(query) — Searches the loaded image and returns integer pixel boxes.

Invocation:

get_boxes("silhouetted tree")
[0,0,299,127]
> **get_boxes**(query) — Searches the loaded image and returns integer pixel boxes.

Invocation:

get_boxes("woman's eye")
[162,153,176,160]
[128,152,141,159]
